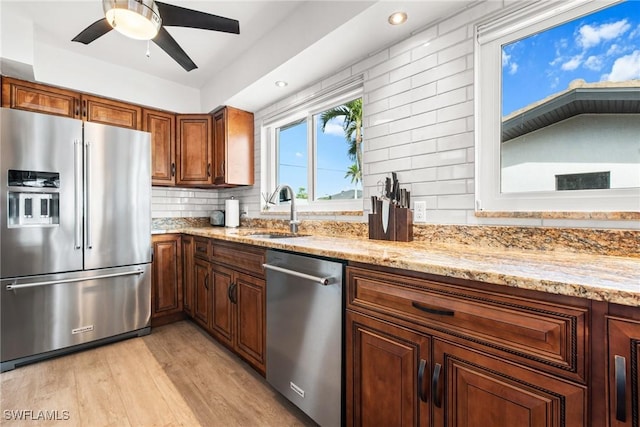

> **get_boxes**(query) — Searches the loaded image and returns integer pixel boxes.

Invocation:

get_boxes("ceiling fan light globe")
[103,0,161,40]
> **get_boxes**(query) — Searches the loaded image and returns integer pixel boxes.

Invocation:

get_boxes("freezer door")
[83,122,151,269]
[0,108,84,278]
[0,265,151,365]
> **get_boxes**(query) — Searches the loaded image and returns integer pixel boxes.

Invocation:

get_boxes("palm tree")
[344,163,362,199]
[320,98,363,173]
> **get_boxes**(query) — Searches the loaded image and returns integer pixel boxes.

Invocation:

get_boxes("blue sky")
[502,0,640,116]
[278,114,357,199]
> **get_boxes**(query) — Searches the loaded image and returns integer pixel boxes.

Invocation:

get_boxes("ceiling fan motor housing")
[103,0,162,40]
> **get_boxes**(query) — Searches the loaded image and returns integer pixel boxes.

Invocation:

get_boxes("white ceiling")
[0,0,475,112]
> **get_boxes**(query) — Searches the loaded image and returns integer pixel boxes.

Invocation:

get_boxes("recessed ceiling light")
[275,80,288,87]
[388,12,407,25]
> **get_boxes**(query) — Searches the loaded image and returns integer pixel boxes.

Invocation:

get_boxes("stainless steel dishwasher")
[264,249,344,427]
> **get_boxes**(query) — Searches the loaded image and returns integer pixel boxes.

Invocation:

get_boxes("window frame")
[474,0,640,212]
[262,82,364,212]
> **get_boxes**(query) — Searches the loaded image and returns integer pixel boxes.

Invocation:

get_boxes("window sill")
[474,211,640,221]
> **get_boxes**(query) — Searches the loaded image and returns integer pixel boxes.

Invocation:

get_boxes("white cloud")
[629,24,640,39]
[606,44,623,56]
[322,121,345,137]
[561,54,583,71]
[584,55,603,71]
[550,76,560,89]
[509,63,518,74]
[577,19,631,49]
[502,51,511,66]
[295,152,303,158]
[604,50,640,81]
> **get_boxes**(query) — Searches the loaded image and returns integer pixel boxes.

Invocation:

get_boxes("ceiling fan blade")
[72,18,113,44]
[153,27,197,72]
[155,1,240,34]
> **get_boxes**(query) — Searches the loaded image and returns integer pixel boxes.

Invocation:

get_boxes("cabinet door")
[182,235,194,318]
[432,339,586,427]
[212,107,254,186]
[143,109,176,186]
[151,234,182,320]
[346,310,430,427]
[1,76,80,118]
[193,258,211,329]
[210,264,234,347]
[176,114,212,186]
[81,94,142,129]
[234,271,265,374]
[607,317,640,427]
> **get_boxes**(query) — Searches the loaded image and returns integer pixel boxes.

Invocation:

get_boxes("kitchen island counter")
[153,226,640,306]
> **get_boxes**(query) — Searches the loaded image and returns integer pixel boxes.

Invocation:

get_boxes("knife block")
[369,205,413,242]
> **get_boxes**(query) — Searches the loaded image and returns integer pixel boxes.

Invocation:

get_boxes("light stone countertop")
[153,226,640,307]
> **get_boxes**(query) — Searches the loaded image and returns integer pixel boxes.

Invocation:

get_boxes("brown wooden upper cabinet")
[212,106,254,187]
[1,76,81,119]
[144,108,176,186]
[176,114,213,186]
[81,94,142,130]
[2,76,142,130]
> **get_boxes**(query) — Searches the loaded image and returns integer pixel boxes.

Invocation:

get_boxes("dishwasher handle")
[263,263,334,286]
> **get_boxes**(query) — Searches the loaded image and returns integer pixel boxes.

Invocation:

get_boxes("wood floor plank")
[0,321,316,427]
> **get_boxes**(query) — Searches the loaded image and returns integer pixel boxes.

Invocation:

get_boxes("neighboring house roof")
[502,79,640,142]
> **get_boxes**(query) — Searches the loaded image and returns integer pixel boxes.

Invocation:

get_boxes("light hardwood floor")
[1,321,317,426]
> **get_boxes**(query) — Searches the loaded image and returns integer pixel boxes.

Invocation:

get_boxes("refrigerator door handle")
[84,141,92,249]
[5,269,145,291]
[74,139,83,249]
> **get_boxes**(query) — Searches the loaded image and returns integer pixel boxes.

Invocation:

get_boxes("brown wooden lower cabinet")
[151,234,184,326]
[210,263,266,375]
[179,237,266,375]
[432,340,586,427]
[193,257,211,330]
[607,315,640,427]
[182,235,194,317]
[346,310,430,427]
[346,264,589,427]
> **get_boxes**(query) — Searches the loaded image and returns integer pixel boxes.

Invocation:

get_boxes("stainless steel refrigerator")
[0,107,152,372]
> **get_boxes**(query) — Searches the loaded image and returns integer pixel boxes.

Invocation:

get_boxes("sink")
[248,232,309,239]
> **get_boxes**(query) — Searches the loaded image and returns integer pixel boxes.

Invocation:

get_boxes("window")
[264,81,363,211]
[476,0,640,212]
[556,171,611,191]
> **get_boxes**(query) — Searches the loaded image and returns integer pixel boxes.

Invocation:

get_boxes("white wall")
[502,115,640,193]
[218,1,637,228]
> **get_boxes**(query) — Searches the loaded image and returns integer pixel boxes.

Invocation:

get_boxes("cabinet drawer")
[347,266,587,382]
[194,237,212,260]
[212,241,265,277]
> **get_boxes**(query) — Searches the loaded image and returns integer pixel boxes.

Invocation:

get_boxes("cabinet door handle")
[171,163,175,177]
[615,355,627,422]
[207,163,211,177]
[82,99,87,118]
[227,282,234,302]
[412,302,454,317]
[231,283,238,304]
[204,274,209,290]
[220,161,225,177]
[432,363,442,408]
[418,359,428,402]
[74,99,80,117]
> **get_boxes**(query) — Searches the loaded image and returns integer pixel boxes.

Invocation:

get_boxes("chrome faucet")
[268,184,300,234]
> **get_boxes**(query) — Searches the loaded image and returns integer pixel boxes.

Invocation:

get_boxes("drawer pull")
[432,363,442,408]
[418,359,428,402]
[412,301,454,317]
[615,355,627,422]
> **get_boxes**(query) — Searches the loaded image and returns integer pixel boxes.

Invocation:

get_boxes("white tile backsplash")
[152,186,220,218]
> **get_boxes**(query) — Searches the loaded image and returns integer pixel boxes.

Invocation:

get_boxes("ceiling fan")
[72,0,240,72]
